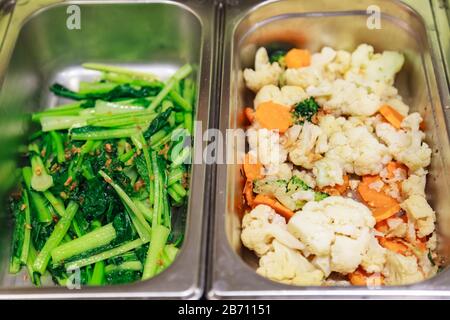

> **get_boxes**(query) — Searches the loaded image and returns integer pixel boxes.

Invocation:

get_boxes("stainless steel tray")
[209,0,450,299]
[0,0,215,299]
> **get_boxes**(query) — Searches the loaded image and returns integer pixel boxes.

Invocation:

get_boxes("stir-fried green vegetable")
[7,63,194,286]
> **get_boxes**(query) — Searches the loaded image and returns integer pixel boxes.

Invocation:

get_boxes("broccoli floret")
[293,97,320,123]
[269,49,287,67]
[287,176,310,194]
[314,191,329,202]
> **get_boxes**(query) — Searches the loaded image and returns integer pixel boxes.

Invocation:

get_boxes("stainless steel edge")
[209,0,450,300]
[0,0,215,299]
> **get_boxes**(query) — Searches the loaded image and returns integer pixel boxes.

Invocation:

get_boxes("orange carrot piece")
[379,105,404,129]
[253,194,295,220]
[321,175,349,196]
[385,161,408,179]
[378,237,410,255]
[358,176,398,208]
[254,101,293,133]
[349,268,384,286]
[375,220,388,233]
[285,48,311,68]
[243,179,255,207]
[348,269,367,286]
[244,107,255,123]
[371,204,401,222]
[243,154,264,181]
[416,237,428,252]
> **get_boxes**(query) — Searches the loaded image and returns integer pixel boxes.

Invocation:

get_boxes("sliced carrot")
[243,154,264,181]
[321,175,349,196]
[244,107,255,123]
[420,120,426,131]
[358,175,401,222]
[378,237,410,255]
[348,269,367,286]
[375,220,388,233]
[243,179,255,207]
[379,105,404,129]
[349,267,384,286]
[358,176,397,208]
[385,161,408,179]
[285,48,311,68]
[254,101,293,134]
[416,237,427,252]
[371,204,401,222]
[253,194,295,220]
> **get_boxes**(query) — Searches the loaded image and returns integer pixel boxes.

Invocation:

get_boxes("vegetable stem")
[51,223,117,263]
[142,225,170,280]
[33,201,79,274]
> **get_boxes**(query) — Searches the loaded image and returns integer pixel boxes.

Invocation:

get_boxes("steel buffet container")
[0,0,216,299]
[209,0,450,299]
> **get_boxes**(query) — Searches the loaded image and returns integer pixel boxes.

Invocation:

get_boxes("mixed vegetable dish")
[8,63,195,286]
[241,44,440,286]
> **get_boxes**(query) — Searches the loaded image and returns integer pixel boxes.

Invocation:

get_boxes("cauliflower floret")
[316,116,391,180]
[288,196,376,274]
[418,251,438,278]
[265,162,293,181]
[241,205,305,257]
[253,85,307,109]
[312,157,344,188]
[331,233,370,274]
[386,217,408,238]
[312,255,331,277]
[361,236,387,273]
[375,113,431,172]
[243,47,283,92]
[312,79,382,116]
[288,121,324,169]
[257,240,324,286]
[401,195,436,238]
[347,44,404,85]
[247,128,288,168]
[401,169,427,198]
[288,209,334,256]
[325,50,351,77]
[383,251,424,285]
[283,67,322,89]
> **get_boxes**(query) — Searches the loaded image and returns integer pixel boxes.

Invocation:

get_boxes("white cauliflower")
[247,128,288,169]
[283,46,352,89]
[312,157,344,188]
[310,78,382,116]
[402,169,427,198]
[315,115,391,181]
[361,235,387,273]
[288,121,324,169]
[375,113,431,172]
[418,251,438,278]
[383,251,424,285]
[386,217,408,238]
[347,44,404,85]
[257,240,324,286]
[241,205,305,257]
[288,196,377,274]
[401,195,436,238]
[244,47,283,92]
[331,232,371,273]
[253,85,307,109]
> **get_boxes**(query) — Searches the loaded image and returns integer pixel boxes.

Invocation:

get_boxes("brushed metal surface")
[0,0,215,299]
[209,0,450,299]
